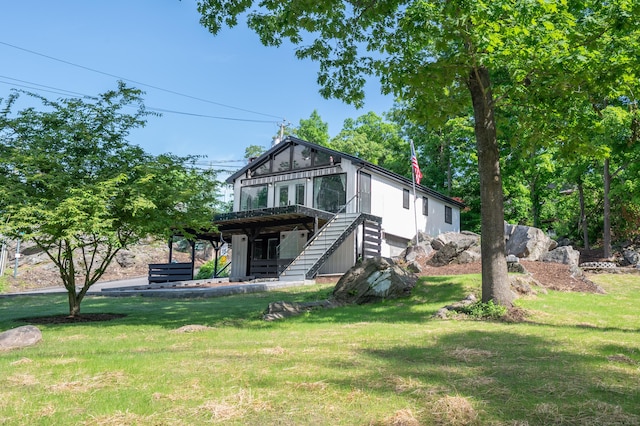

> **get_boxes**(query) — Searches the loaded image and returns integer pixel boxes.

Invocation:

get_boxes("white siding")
[229,149,462,279]
[423,197,461,236]
[318,232,356,274]
[367,171,460,242]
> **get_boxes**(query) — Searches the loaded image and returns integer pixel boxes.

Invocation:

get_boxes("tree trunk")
[467,66,514,307]
[578,179,589,250]
[68,291,81,317]
[531,175,540,228]
[447,151,453,195]
[603,158,611,258]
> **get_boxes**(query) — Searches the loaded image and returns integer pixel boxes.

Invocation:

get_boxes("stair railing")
[283,194,360,278]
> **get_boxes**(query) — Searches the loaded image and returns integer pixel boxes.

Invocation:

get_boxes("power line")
[146,106,275,123]
[0,78,278,124]
[0,75,94,99]
[0,40,284,120]
[0,79,90,99]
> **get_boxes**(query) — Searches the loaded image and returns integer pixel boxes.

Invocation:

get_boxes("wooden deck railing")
[148,262,193,283]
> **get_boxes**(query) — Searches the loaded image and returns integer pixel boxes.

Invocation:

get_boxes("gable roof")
[227,136,465,209]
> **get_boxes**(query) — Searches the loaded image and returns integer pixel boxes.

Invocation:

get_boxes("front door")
[274,180,306,207]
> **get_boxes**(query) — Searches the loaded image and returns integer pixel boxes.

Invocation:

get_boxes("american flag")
[410,140,422,185]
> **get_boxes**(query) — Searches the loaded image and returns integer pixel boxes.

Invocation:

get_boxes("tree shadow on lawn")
[2,284,339,329]
[337,329,640,424]
[3,278,472,329]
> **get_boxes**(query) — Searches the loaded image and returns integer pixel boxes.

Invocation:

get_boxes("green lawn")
[1,274,639,425]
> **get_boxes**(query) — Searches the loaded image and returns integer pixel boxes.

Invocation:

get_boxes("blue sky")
[1,0,393,174]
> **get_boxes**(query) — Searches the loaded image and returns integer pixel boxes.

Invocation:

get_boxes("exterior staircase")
[279,212,381,281]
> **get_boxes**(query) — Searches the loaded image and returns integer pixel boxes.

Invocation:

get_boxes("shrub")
[460,300,507,320]
[195,257,229,280]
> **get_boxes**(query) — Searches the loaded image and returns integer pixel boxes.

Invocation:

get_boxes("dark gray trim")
[227,136,465,209]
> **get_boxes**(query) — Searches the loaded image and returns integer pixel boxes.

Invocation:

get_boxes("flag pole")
[410,140,420,246]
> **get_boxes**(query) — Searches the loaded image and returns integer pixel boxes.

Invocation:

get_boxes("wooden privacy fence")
[148,262,193,283]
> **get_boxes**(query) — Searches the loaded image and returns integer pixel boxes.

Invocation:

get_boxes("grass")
[1,274,639,425]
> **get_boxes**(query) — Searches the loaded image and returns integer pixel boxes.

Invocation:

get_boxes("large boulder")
[263,300,339,321]
[115,250,136,268]
[428,231,481,266]
[429,242,462,266]
[333,257,416,304]
[0,325,42,351]
[622,249,640,267]
[431,231,480,251]
[504,223,555,260]
[404,244,433,263]
[541,246,580,267]
[509,274,547,296]
[456,246,482,264]
[398,237,436,273]
[556,237,572,247]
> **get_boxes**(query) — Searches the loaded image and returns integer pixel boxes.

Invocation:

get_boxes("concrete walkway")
[1,277,313,299]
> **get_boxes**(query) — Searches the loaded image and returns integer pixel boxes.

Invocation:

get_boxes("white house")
[211,136,464,281]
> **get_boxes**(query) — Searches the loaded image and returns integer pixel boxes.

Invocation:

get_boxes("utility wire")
[0,79,89,99]
[0,75,94,98]
[147,106,275,123]
[0,40,284,120]
[0,78,278,124]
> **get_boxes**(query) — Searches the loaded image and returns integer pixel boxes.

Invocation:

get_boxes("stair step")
[279,212,376,280]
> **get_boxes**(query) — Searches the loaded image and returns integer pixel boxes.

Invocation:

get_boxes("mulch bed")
[418,260,606,293]
[21,313,126,325]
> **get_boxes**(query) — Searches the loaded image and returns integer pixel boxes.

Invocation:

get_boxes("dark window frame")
[403,189,410,210]
[250,145,342,176]
[445,205,453,224]
[313,173,347,213]
[423,197,429,216]
[240,184,268,211]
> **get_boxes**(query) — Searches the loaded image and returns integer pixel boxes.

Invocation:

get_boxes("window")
[314,150,339,166]
[292,144,312,170]
[278,186,289,207]
[403,189,410,209]
[313,174,346,213]
[252,237,278,260]
[423,197,429,216]
[295,183,305,205]
[358,172,371,214]
[445,205,453,224]
[248,145,340,177]
[252,160,270,176]
[240,185,268,211]
[274,148,291,172]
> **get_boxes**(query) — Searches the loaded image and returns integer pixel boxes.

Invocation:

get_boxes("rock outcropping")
[504,223,557,260]
[264,257,416,320]
[332,257,416,304]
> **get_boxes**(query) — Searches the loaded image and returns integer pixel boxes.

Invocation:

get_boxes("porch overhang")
[204,205,336,239]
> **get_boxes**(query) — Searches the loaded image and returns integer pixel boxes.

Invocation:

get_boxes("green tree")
[594,105,640,256]
[330,111,406,173]
[244,144,266,161]
[197,0,636,306]
[0,84,220,316]
[293,110,330,146]
[394,111,481,231]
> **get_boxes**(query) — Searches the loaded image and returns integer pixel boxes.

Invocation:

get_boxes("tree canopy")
[293,110,330,146]
[0,84,220,316]
[197,0,639,305]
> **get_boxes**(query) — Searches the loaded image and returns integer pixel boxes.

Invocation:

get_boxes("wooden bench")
[148,262,193,283]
